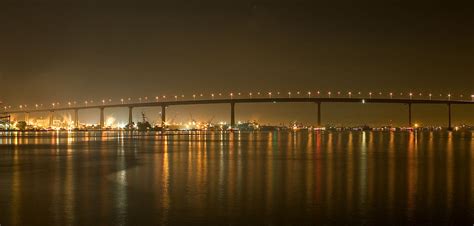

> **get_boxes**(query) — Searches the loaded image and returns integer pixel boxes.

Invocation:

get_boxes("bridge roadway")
[3,97,473,129]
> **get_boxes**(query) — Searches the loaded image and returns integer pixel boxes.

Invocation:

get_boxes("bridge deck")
[2,97,472,114]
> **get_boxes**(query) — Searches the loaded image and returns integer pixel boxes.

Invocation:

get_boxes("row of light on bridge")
[4,91,474,111]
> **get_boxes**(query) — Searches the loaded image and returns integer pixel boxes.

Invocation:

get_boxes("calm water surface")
[1,131,474,225]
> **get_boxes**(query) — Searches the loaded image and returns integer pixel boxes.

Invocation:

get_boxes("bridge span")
[3,97,473,130]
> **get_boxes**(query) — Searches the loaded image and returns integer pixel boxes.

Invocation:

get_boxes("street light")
[268,92,272,98]
[409,93,413,100]
[193,94,196,100]
[288,92,291,98]
[249,93,252,99]
[121,98,124,104]
[307,91,311,98]
[328,91,331,98]
[448,94,451,101]
[212,93,215,99]
[390,92,393,99]
[348,92,352,98]
[230,93,234,99]
[174,95,178,101]
[369,92,372,99]
[471,94,474,101]
[429,94,432,100]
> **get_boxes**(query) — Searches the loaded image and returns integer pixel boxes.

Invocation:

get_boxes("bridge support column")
[128,107,133,127]
[161,105,166,128]
[49,111,54,128]
[408,103,412,127]
[230,102,235,128]
[100,108,105,129]
[448,104,452,131]
[316,102,321,127]
[74,109,79,128]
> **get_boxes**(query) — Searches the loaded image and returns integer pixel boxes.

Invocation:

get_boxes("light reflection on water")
[0,130,474,225]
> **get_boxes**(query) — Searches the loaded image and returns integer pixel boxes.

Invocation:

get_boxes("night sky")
[1,0,473,126]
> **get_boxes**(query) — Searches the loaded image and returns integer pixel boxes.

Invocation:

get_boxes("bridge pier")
[408,103,412,127]
[316,102,321,127]
[128,106,133,127]
[100,108,105,129]
[74,109,79,128]
[49,111,54,128]
[230,102,235,128]
[161,105,166,128]
[448,104,452,130]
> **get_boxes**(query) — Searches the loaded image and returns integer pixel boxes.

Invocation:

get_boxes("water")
[1,131,474,225]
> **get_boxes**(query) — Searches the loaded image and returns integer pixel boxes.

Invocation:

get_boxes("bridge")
[2,96,473,130]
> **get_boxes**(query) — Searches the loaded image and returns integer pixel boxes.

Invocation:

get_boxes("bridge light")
[429,93,432,100]
[328,91,331,98]
[68,102,71,107]
[448,94,451,100]
[297,91,300,95]
[212,93,215,99]
[471,95,474,101]
[369,92,372,98]
[193,94,196,100]
[174,95,178,101]
[268,92,272,98]
[288,92,291,98]
[348,92,352,98]
[138,97,142,103]
[307,91,311,98]
[102,99,105,105]
[390,92,393,99]
[121,99,124,104]
[230,93,233,99]
[362,99,366,104]
[249,93,252,98]
[409,93,413,99]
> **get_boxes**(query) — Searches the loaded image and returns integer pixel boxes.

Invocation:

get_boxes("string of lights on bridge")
[4,91,474,111]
